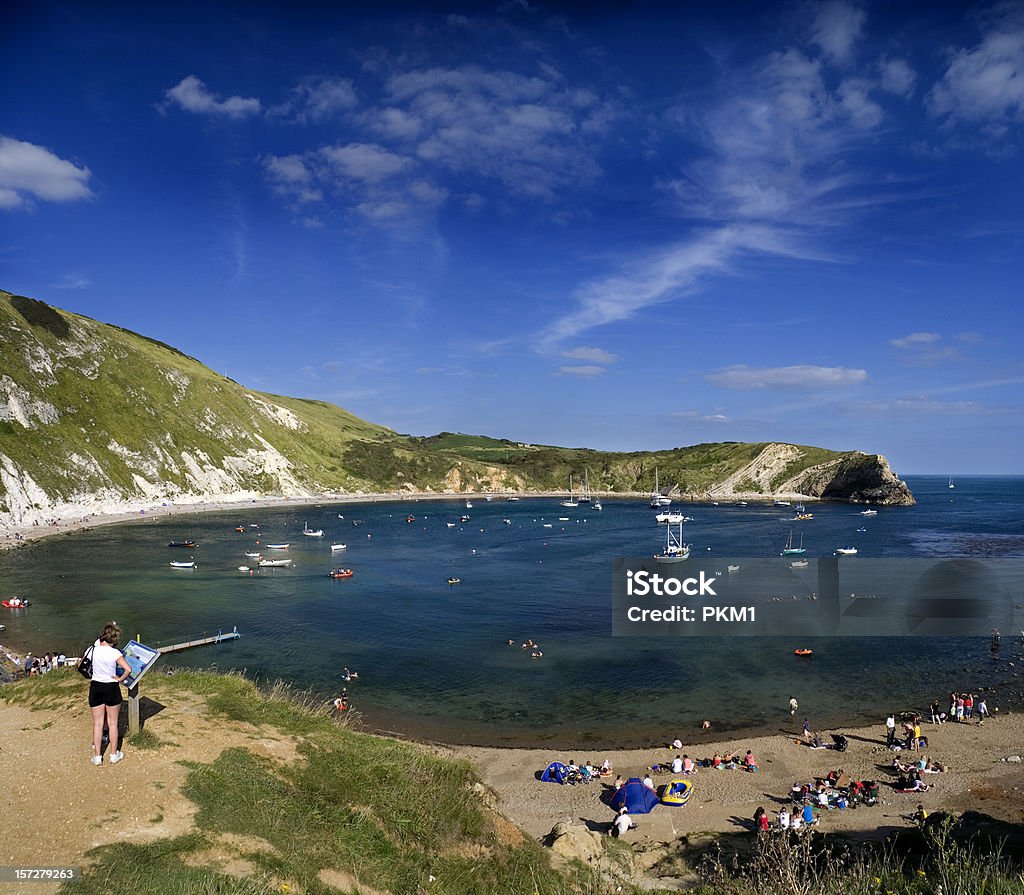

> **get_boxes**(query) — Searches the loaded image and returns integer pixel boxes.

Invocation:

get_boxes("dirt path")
[0,686,297,894]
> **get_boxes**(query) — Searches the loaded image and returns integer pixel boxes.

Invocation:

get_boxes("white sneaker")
[91,754,102,766]
[109,751,124,764]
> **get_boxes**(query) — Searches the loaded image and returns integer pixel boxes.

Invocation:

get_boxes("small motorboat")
[446,522,456,528]
[2,598,30,608]
[460,515,470,523]
[238,565,250,572]
[406,515,415,523]
[328,568,353,579]
[265,543,289,550]
[790,560,809,569]
[168,540,197,548]
[836,547,858,556]
[793,648,813,657]
[245,551,262,559]
[259,558,293,567]
[330,543,347,551]
[448,577,461,585]
[502,518,511,525]
[169,560,195,569]
[728,564,740,573]
[302,523,324,537]
[234,526,245,533]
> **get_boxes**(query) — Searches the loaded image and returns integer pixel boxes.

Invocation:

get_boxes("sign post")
[120,640,160,736]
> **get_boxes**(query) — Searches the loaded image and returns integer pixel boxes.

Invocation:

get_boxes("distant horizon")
[2,1,1022,474]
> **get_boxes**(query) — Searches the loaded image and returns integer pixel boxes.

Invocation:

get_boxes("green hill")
[0,289,913,525]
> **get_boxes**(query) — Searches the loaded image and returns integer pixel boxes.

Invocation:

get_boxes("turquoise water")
[2,476,1022,747]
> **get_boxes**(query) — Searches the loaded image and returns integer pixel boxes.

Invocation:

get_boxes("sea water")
[2,476,1022,747]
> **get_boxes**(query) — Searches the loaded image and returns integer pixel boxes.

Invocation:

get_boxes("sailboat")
[948,476,955,489]
[655,519,690,563]
[649,467,672,508]
[560,474,578,507]
[302,522,324,537]
[583,469,595,504]
[781,530,805,555]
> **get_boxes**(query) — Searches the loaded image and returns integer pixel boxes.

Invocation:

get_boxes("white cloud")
[705,364,868,389]
[319,143,414,182]
[878,58,916,97]
[365,107,423,140]
[278,78,358,122]
[889,331,942,348]
[838,77,883,129]
[807,0,866,65]
[385,64,613,200]
[562,346,618,364]
[927,10,1024,127]
[164,75,262,118]
[557,365,606,377]
[0,135,93,209]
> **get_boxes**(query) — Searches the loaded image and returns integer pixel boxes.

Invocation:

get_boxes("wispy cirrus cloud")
[706,364,868,390]
[0,135,93,209]
[889,331,941,348]
[163,75,262,118]
[842,398,1016,416]
[537,6,917,350]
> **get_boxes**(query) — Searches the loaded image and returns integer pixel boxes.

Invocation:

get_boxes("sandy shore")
[446,714,1024,842]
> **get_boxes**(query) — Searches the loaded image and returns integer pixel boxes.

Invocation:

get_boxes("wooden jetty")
[157,626,240,654]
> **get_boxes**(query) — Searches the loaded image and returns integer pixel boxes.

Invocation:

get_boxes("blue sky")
[2,0,1023,473]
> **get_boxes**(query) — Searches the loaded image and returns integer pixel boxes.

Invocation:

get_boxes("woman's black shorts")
[89,680,123,707]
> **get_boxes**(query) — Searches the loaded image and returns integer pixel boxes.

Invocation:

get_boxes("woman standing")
[89,621,132,766]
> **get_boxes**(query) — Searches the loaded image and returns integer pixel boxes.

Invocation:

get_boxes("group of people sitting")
[789,770,878,811]
[754,803,818,832]
[564,758,612,785]
[648,749,759,773]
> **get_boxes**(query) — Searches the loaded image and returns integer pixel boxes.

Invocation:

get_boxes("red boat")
[328,569,354,579]
[2,598,30,608]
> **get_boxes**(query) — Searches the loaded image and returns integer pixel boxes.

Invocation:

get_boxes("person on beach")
[977,697,988,724]
[802,718,812,742]
[671,754,683,774]
[88,621,132,766]
[930,699,942,724]
[964,693,974,720]
[789,696,798,716]
[682,754,695,774]
[885,713,896,747]
[801,803,817,826]
[744,750,759,772]
[778,807,790,830]
[611,807,636,837]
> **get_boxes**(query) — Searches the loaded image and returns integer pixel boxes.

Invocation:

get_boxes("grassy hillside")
[0,290,913,520]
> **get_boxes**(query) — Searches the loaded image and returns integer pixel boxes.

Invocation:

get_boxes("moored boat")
[328,568,353,578]
[265,543,289,550]
[169,560,195,569]
[2,598,30,608]
[330,543,347,551]
[655,519,690,563]
[168,540,197,548]
[836,546,858,556]
[259,558,293,567]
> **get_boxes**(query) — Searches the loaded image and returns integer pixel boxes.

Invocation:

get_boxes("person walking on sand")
[802,718,812,742]
[88,621,132,766]
[789,696,798,716]
[885,713,896,748]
